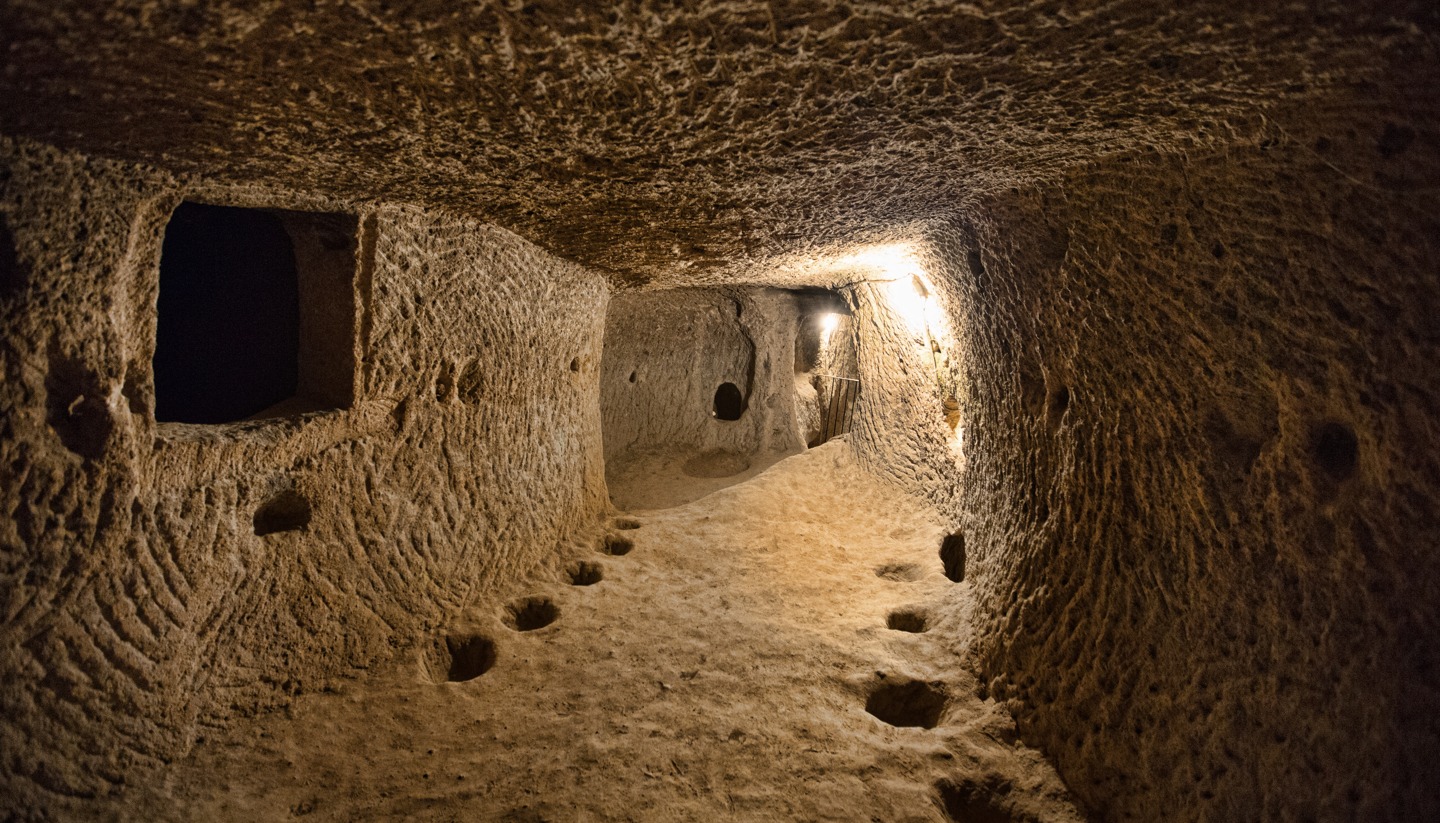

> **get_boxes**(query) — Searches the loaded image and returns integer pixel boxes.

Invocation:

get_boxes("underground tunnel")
[1,2,1437,821]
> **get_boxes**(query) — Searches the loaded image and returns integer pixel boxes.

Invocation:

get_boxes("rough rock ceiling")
[1,0,1433,283]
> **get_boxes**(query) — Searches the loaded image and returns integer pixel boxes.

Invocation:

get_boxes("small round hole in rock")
[1047,386,1070,428]
[866,679,948,728]
[713,382,744,420]
[1310,421,1359,481]
[940,533,965,583]
[569,357,581,372]
[599,534,634,556]
[887,608,930,633]
[628,370,637,383]
[426,633,496,683]
[875,563,925,582]
[254,489,312,536]
[504,596,559,632]
[568,561,603,586]
[936,778,1016,823]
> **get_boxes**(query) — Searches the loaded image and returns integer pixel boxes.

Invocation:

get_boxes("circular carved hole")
[425,633,496,683]
[504,596,559,632]
[866,679,948,728]
[569,357,581,372]
[939,533,965,583]
[886,608,930,633]
[1310,421,1358,481]
[936,777,1016,823]
[568,561,603,586]
[628,370,637,383]
[713,382,744,420]
[599,534,634,556]
[875,563,925,582]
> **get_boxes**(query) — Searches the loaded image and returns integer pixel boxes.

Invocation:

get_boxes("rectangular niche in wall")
[153,201,359,424]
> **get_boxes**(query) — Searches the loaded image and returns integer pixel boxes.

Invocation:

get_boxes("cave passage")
[3,3,1435,822]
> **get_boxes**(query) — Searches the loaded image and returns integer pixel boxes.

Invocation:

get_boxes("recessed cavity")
[426,632,496,683]
[253,489,312,536]
[887,608,930,633]
[504,596,559,632]
[612,517,642,530]
[599,534,634,556]
[940,533,966,583]
[713,381,744,420]
[936,778,1017,823]
[154,202,358,424]
[1310,421,1359,481]
[875,563,925,582]
[567,561,604,586]
[866,679,949,729]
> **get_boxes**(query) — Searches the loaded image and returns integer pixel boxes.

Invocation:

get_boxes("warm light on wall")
[820,312,840,345]
[885,274,934,338]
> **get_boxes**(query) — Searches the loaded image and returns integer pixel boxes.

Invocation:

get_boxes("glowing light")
[820,312,840,344]
[886,274,934,337]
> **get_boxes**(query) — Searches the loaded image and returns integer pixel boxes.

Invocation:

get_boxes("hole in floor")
[612,517,642,530]
[875,563,925,582]
[253,489,312,536]
[504,596,559,632]
[599,534,634,556]
[426,633,496,683]
[886,608,930,633]
[940,533,966,583]
[567,561,604,586]
[935,777,1017,823]
[866,679,949,729]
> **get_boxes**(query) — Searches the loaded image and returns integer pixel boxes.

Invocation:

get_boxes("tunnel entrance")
[600,287,808,510]
[792,288,856,447]
[712,382,745,420]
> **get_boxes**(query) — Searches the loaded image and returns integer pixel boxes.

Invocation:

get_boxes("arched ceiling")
[1,0,1432,284]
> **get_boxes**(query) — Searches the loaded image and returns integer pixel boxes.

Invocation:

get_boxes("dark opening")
[887,608,930,633]
[866,679,949,728]
[568,561,604,586]
[0,215,24,300]
[599,534,634,556]
[253,488,312,536]
[504,596,560,632]
[940,533,966,583]
[155,203,300,423]
[1310,421,1359,481]
[936,778,1016,823]
[713,382,744,420]
[154,202,358,425]
[427,633,496,683]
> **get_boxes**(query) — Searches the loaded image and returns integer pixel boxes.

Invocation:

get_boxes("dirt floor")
[95,443,1084,822]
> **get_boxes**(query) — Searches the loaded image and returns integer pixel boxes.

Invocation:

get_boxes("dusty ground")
[91,443,1083,822]
[605,446,796,511]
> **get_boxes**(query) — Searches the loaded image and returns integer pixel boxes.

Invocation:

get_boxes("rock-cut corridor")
[2,2,1437,821]
[95,445,1082,822]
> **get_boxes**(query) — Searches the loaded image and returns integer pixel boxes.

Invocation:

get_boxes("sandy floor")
[96,443,1083,822]
[604,445,797,511]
